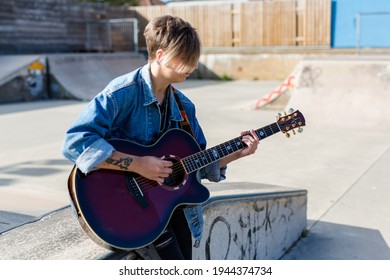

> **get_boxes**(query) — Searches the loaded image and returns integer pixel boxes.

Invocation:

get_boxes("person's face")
[161,59,194,83]
[156,49,197,83]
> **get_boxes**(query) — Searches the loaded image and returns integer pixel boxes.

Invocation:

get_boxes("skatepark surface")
[0,55,389,260]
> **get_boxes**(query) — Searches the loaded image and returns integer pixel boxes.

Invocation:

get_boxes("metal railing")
[86,18,139,52]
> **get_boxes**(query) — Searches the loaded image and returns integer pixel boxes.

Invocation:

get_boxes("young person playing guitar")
[62,15,259,260]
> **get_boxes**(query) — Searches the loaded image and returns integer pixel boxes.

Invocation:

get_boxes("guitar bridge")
[125,175,148,209]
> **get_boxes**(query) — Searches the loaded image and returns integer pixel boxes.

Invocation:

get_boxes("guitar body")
[68,129,210,251]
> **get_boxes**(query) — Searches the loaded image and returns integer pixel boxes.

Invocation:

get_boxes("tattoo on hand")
[105,157,133,170]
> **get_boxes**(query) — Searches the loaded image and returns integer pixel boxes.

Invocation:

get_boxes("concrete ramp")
[0,55,48,103]
[0,55,41,85]
[286,58,390,131]
[48,53,146,101]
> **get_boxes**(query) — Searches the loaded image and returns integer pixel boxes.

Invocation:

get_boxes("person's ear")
[155,49,164,64]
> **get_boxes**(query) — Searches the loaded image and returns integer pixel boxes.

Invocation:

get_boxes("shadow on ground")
[283,220,390,260]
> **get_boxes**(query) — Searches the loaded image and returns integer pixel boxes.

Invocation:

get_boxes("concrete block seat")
[0,183,307,260]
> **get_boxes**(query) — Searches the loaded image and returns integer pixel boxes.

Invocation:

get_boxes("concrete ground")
[1,66,390,259]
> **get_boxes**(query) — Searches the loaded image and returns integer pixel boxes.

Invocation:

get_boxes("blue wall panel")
[331,0,390,48]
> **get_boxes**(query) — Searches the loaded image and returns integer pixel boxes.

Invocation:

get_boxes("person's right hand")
[135,156,173,185]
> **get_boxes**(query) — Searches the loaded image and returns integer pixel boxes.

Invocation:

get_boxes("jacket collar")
[141,64,183,122]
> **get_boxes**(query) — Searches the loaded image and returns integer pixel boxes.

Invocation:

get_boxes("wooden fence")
[130,0,331,48]
[0,0,331,54]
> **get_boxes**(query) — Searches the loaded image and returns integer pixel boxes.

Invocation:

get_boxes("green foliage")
[220,72,233,81]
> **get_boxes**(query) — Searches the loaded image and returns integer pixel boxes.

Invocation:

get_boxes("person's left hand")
[238,129,259,158]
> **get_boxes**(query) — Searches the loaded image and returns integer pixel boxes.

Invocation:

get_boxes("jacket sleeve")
[198,162,227,182]
[61,93,116,174]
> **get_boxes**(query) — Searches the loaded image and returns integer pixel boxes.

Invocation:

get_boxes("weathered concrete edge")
[205,188,307,207]
[195,184,308,259]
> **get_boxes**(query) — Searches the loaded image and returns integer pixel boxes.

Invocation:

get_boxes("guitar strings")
[132,143,235,192]
[129,135,249,191]
[129,125,281,191]
[130,161,185,191]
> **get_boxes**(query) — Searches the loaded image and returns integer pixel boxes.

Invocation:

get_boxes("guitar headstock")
[277,109,306,138]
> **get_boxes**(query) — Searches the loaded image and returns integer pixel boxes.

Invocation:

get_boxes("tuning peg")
[288,108,294,114]
[285,132,290,138]
[292,129,296,135]
[298,127,303,133]
[276,112,282,120]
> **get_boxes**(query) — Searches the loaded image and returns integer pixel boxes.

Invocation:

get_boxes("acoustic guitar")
[68,109,305,250]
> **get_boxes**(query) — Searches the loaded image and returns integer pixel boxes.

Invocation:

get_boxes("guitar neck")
[182,122,281,174]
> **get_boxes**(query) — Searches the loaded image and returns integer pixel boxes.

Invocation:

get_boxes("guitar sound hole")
[161,155,187,190]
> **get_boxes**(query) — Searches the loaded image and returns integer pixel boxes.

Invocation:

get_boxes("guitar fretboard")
[182,122,281,174]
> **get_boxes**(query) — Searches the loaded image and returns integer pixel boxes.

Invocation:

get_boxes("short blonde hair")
[144,15,201,73]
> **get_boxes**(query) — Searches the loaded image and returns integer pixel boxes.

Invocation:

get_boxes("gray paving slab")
[0,100,86,217]
[282,147,390,259]
[0,211,36,233]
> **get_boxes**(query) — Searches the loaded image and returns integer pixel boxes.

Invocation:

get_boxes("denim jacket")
[61,64,226,247]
